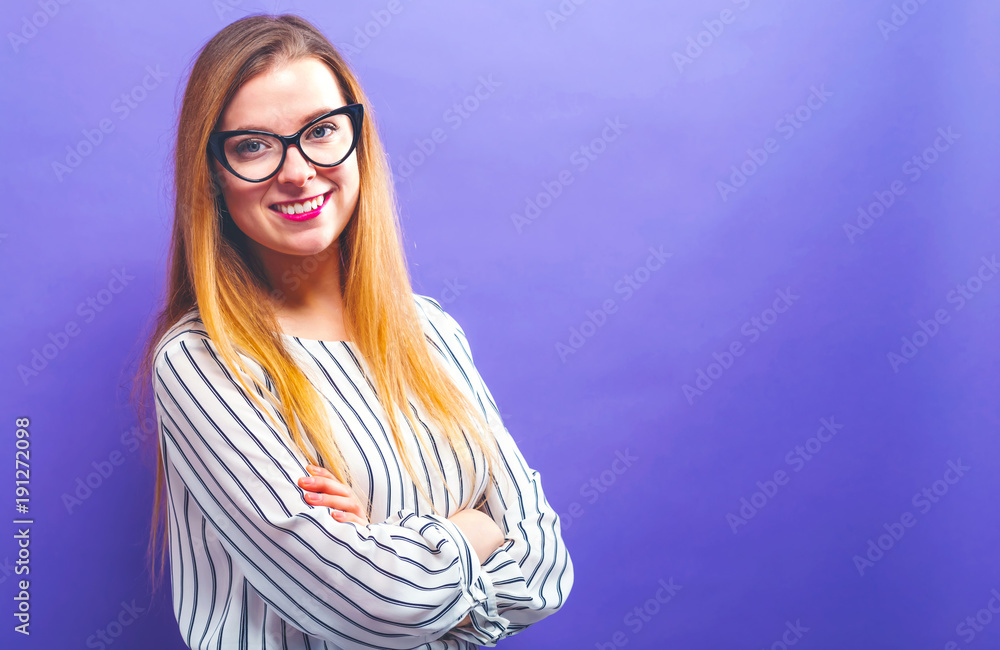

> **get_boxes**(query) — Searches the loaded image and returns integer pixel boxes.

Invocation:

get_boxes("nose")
[275,144,316,186]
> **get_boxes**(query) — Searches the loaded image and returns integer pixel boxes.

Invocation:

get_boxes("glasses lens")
[219,111,357,181]
[223,133,284,181]
[299,112,356,166]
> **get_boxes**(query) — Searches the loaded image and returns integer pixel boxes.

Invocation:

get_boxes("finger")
[303,492,360,514]
[304,491,367,520]
[306,464,335,479]
[331,509,369,525]
[298,474,352,498]
[304,466,366,507]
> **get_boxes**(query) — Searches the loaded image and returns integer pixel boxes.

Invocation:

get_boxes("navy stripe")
[152,294,573,648]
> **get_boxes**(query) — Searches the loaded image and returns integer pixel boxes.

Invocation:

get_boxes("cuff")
[382,510,491,639]
[423,517,516,646]
[479,540,530,615]
[448,538,525,646]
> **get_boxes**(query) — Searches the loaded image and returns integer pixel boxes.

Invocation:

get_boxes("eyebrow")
[231,107,340,133]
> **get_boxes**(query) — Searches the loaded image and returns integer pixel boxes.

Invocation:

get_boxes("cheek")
[220,179,262,208]
[324,164,361,198]
[344,161,362,195]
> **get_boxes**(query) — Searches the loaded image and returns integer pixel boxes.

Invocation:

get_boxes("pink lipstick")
[269,190,332,222]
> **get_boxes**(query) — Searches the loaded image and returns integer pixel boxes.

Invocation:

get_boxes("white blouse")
[152,294,573,649]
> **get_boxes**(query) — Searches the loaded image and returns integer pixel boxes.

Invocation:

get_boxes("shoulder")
[412,293,466,337]
[411,293,473,360]
[152,306,213,370]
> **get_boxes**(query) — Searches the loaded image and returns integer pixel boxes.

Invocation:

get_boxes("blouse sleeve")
[415,296,575,646]
[153,332,512,649]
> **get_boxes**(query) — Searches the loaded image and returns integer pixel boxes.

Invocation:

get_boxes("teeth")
[276,194,324,215]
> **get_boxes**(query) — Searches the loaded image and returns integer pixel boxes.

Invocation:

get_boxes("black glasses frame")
[207,103,364,183]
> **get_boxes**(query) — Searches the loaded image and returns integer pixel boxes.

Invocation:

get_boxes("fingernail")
[300,477,313,485]
[306,493,319,500]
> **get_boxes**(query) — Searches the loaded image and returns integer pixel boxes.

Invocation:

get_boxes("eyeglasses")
[207,103,364,183]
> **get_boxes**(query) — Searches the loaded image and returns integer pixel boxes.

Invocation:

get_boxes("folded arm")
[415,297,576,645]
[154,333,508,649]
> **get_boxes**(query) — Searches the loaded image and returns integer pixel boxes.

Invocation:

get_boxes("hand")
[297,465,370,526]
[448,509,505,631]
[447,508,505,565]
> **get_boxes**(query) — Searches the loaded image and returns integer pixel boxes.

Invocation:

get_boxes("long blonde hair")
[131,13,500,592]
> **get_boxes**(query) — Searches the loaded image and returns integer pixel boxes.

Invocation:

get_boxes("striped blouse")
[152,294,574,649]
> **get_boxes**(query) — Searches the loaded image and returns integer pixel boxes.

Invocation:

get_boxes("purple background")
[2,0,999,648]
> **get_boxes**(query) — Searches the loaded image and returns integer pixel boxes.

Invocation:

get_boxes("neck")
[250,239,345,317]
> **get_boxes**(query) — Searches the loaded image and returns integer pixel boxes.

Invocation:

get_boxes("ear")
[206,167,232,229]
[208,162,226,200]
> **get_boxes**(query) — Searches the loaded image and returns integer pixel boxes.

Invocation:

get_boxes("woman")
[132,13,573,650]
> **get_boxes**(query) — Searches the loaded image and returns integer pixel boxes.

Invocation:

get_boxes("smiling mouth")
[269,190,332,216]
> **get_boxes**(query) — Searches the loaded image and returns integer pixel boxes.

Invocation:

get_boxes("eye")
[233,138,271,157]
[308,123,339,140]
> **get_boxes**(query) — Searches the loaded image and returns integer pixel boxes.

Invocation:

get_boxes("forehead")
[217,57,347,133]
